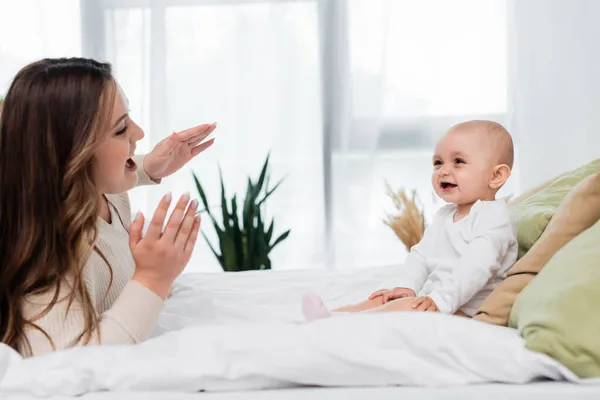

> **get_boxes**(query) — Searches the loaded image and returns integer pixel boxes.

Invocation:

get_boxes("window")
[0,0,511,271]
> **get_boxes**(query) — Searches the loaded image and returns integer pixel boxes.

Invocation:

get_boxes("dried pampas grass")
[383,182,426,251]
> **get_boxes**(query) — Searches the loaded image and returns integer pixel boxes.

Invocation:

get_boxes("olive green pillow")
[475,172,600,326]
[510,158,600,259]
[509,217,600,378]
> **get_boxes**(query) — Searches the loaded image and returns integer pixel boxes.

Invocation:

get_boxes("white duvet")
[0,265,579,397]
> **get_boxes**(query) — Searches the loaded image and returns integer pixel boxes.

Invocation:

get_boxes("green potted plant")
[192,154,291,271]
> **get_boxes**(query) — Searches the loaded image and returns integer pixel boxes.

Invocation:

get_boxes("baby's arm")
[390,243,431,294]
[391,207,448,294]
[426,203,516,314]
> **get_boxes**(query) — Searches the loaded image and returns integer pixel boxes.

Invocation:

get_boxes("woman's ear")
[489,164,511,189]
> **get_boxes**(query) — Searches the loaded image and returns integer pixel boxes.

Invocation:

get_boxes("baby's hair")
[450,120,514,169]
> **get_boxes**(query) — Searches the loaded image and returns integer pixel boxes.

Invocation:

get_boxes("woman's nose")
[131,124,145,142]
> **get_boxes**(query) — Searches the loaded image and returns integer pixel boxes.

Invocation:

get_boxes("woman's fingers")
[190,138,215,157]
[184,216,201,255]
[174,199,199,247]
[175,123,216,143]
[146,193,173,240]
[161,193,191,243]
[129,212,145,251]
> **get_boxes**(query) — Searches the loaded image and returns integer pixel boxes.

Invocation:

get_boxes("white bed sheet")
[0,265,594,398]
[9,382,600,400]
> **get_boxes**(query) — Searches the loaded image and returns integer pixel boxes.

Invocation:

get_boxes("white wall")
[509,0,600,190]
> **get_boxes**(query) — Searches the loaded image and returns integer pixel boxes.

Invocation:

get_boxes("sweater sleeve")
[21,276,164,357]
[391,206,448,293]
[133,154,160,186]
[427,202,516,314]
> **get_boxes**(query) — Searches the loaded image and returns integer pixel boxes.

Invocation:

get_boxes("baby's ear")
[489,164,511,189]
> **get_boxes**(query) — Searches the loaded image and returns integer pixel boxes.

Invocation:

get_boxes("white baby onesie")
[392,199,518,316]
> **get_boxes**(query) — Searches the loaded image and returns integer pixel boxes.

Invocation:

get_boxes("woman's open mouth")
[125,158,137,171]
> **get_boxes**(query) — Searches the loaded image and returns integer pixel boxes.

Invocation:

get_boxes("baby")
[304,120,518,320]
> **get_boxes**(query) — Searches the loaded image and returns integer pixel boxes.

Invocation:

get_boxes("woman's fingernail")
[164,192,172,202]
[191,199,199,208]
[135,211,142,221]
[182,191,190,201]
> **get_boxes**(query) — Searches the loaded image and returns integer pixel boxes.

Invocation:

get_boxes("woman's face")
[92,85,144,194]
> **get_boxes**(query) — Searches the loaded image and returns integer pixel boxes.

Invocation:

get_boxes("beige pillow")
[474,172,600,326]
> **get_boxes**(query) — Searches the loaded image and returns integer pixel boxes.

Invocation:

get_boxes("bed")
[7,382,599,400]
[1,265,599,398]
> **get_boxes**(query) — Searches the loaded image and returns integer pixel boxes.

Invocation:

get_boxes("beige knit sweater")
[19,155,165,357]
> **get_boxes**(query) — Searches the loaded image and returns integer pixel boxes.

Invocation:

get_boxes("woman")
[0,58,216,357]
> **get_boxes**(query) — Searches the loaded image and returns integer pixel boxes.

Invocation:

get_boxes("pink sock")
[302,293,332,322]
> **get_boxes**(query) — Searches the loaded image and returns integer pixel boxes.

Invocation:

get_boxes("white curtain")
[0,0,81,91]
[1,0,512,272]
[101,2,326,272]
[333,0,512,268]
[508,0,600,190]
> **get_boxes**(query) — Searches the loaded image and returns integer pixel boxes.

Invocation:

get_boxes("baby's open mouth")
[440,182,457,189]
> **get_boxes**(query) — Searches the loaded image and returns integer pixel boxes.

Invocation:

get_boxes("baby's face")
[431,129,496,206]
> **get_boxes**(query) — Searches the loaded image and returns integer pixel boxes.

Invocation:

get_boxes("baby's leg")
[361,296,417,313]
[302,293,386,322]
[365,300,472,316]
[333,296,385,313]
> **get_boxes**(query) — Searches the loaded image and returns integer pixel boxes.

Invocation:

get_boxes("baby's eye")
[454,158,465,164]
[433,160,442,166]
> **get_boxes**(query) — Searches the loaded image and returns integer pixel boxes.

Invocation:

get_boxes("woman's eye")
[116,125,128,136]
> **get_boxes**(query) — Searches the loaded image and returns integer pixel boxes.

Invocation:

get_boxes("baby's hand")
[369,287,416,304]
[411,296,439,312]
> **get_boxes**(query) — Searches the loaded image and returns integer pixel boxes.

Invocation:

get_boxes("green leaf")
[219,167,231,234]
[262,174,271,216]
[230,195,244,271]
[254,152,270,196]
[269,229,291,251]
[257,177,285,207]
[255,213,270,269]
[201,231,223,267]
[192,172,210,212]
[266,220,274,244]
[192,172,222,232]
[193,154,290,271]
[242,178,256,230]
[261,257,272,270]
[244,214,257,271]
[219,233,238,272]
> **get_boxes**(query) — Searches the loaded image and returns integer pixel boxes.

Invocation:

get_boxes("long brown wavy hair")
[0,58,116,354]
